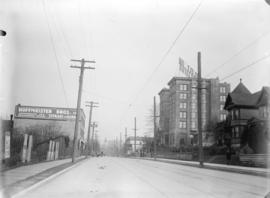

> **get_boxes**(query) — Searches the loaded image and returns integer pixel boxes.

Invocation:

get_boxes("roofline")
[167,76,228,86]
[158,88,170,95]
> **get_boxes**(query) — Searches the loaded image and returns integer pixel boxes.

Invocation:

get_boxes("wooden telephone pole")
[91,122,98,154]
[70,58,95,163]
[85,101,98,157]
[134,117,137,153]
[197,52,204,167]
[153,96,157,160]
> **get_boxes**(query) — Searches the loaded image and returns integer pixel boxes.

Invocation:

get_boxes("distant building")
[159,77,230,148]
[125,136,145,154]
[13,104,86,145]
[159,88,170,145]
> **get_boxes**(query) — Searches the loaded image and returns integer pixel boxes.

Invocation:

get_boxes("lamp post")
[265,0,270,6]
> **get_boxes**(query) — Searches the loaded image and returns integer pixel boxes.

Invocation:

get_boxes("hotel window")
[192,94,197,100]
[191,121,196,129]
[202,119,207,128]
[180,84,188,91]
[220,87,226,93]
[220,114,226,121]
[180,93,187,99]
[220,95,226,102]
[179,121,186,129]
[179,111,187,119]
[191,112,196,118]
[220,105,224,111]
[180,102,187,109]
[192,103,196,109]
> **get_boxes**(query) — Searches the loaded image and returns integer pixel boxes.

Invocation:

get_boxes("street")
[15,157,270,198]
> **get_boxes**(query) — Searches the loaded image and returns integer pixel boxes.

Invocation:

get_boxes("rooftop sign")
[179,57,198,78]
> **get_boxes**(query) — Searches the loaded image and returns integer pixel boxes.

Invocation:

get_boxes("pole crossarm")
[71,66,95,70]
[86,105,99,108]
[71,59,96,63]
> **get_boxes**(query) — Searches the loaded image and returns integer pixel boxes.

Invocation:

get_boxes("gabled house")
[224,80,270,153]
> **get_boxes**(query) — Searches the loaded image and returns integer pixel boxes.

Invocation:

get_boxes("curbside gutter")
[136,157,270,178]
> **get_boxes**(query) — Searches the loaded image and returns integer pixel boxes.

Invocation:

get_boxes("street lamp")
[266,0,270,5]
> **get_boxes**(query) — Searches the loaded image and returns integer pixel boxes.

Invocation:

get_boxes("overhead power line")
[41,0,69,107]
[132,0,204,104]
[206,31,270,78]
[118,0,204,126]
[221,53,270,81]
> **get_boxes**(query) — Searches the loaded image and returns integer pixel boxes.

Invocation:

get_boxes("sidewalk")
[142,157,270,177]
[0,156,86,196]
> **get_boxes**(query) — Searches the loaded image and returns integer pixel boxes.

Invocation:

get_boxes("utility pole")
[153,96,157,160]
[94,130,98,153]
[85,101,98,157]
[120,132,122,155]
[197,52,204,167]
[125,128,127,143]
[91,122,97,154]
[71,58,95,163]
[124,128,127,156]
[134,117,137,153]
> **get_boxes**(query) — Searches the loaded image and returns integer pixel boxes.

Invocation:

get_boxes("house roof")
[231,81,251,95]
[224,81,259,109]
[224,82,270,110]
[256,86,270,107]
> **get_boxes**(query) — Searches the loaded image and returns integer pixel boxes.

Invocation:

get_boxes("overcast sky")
[1,0,270,141]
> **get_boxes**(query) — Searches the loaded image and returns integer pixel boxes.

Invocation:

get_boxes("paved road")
[15,157,270,198]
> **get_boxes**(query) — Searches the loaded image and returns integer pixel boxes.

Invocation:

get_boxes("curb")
[8,157,87,198]
[137,157,270,177]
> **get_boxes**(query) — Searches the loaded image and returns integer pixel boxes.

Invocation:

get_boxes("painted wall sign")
[14,105,80,120]
[179,57,198,78]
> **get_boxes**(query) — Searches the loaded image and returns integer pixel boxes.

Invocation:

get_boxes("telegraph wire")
[50,5,74,58]
[41,0,69,107]
[131,0,203,104]
[221,53,270,81]
[206,31,270,78]
[118,0,204,125]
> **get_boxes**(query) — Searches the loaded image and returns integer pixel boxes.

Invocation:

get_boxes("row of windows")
[220,114,226,121]
[180,102,187,109]
[179,121,201,129]
[179,111,187,119]
[180,93,187,99]
[180,84,188,91]
[179,84,226,93]
[179,121,187,129]
[220,95,226,102]
[220,87,226,93]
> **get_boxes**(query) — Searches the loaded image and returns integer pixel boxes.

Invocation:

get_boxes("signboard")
[15,105,78,120]
[179,57,198,78]
[4,131,10,159]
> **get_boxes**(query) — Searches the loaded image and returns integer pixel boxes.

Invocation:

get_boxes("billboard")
[14,105,78,120]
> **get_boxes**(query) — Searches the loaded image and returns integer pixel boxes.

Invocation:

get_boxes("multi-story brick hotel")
[159,77,230,148]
